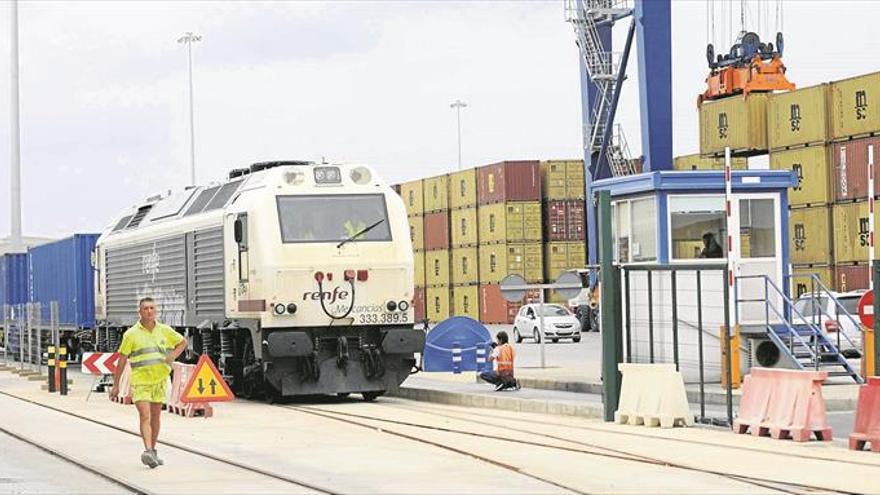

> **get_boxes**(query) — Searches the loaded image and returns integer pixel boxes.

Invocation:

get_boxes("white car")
[791,291,864,358]
[512,304,582,343]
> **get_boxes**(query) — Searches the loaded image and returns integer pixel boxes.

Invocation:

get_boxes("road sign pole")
[874,261,880,376]
[538,289,546,369]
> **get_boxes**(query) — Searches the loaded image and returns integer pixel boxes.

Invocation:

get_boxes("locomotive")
[93,161,425,400]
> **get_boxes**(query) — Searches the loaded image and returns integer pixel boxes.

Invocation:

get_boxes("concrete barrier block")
[615,363,692,428]
[849,377,880,452]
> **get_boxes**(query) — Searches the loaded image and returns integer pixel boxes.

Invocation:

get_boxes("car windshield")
[277,194,392,243]
[837,296,861,316]
[538,305,570,316]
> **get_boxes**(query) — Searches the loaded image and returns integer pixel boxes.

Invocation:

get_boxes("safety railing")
[0,302,63,376]
[785,273,862,355]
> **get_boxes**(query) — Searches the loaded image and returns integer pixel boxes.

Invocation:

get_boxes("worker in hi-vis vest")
[479,331,521,391]
[110,296,187,469]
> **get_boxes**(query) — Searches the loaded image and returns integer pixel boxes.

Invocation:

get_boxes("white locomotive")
[94,161,425,400]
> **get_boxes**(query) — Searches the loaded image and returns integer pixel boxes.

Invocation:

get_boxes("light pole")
[450,99,467,170]
[9,0,22,252]
[177,32,201,187]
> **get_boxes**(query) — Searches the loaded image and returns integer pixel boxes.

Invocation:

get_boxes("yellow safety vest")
[118,321,183,385]
[343,220,366,238]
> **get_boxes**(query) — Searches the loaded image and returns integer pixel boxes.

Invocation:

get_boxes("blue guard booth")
[591,170,797,383]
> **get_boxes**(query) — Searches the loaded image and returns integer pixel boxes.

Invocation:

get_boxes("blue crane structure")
[565,0,672,264]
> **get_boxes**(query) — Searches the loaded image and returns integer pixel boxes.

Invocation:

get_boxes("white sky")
[1,0,878,238]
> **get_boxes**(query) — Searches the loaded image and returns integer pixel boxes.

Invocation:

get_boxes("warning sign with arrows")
[180,355,234,403]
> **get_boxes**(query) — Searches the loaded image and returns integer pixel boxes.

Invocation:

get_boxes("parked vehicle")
[791,291,864,358]
[512,303,581,343]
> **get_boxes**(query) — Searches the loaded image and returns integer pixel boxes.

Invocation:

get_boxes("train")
[3,160,426,401]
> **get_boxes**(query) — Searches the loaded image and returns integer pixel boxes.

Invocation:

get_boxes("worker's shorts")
[131,380,168,404]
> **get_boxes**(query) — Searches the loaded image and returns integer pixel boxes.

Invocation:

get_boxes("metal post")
[18,305,24,370]
[59,346,68,396]
[26,303,32,371]
[874,261,880,376]
[450,99,467,170]
[538,288,547,368]
[671,271,679,370]
[624,270,631,362]
[647,272,654,363]
[696,271,706,421]
[47,345,55,393]
[2,304,8,366]
[598,190,623,421]
[51,302,59,389]
[36,304,42,376]
[870,145,875,291]
[9,0,23,252]
[723,267,734,427]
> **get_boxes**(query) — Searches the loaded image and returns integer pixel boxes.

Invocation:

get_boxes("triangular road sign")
[181,354,234,403]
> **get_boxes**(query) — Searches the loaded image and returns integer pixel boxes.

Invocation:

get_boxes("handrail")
[783,273,861,351]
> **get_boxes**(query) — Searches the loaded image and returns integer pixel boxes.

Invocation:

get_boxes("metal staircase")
[565,0,637,177]
[736,274,863,383]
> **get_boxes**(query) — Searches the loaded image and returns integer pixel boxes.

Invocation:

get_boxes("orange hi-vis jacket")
[495,343,515,375]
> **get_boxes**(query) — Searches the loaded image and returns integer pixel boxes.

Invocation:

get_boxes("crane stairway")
[736,274,863,384]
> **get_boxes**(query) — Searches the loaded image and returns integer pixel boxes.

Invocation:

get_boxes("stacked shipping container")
[400,180,427,321]
[541,160,587,304]
[423,175,451,322]
[449,168,479,321]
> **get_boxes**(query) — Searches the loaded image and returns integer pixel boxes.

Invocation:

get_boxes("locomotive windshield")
[277,194,392,243]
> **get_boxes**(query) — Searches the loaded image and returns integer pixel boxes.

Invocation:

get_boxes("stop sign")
[858,290,874,328]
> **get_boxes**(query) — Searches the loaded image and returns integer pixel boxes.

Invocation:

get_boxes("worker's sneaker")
[494,383,505,392]
[141,450,160,469]
[151,449,164,466]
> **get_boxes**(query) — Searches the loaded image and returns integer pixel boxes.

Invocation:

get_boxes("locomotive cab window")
[277,194,392,243]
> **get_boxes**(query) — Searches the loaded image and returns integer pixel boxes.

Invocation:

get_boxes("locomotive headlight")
[284,170,305,185]
[314,166,341,184]
[286,303,298,314]
[350,167,372,185]
[398,300,410,312]
[386,300,397,312]
[273,303,286,315]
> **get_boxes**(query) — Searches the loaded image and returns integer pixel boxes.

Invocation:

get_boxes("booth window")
[670,196,727,260]
[739,198,775,258]
[612,197,656,263]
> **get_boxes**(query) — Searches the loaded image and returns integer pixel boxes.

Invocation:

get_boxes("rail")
[784,273,862,354]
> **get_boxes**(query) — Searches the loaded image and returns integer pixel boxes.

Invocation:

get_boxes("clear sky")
[1,0,878,238]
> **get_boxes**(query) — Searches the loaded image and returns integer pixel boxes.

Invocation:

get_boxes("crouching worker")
[479,331,521,391]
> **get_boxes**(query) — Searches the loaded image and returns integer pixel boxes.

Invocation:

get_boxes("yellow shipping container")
[414,251,425,287]
[478,242,543,283]
[478,201,542,244]
[541,160,586,200]
[451,247,479,285]
[673,241,704,259]
[452,285,480,320]
[830,71,880,141]
[450,207,478,247]
[448,169,478,210]
[699,93,769,156]
[426,286,451,322]
[672,153,748,171]
[424,175,449,212]
[408,215,424,251]
[424,250,450,287]
[770,146,832,207]
[832,201,872,263]
[543,241,586,281]
[767,84,830,150]
[400,180,424,217]
[789,206,833,265]
[790,265,835,299]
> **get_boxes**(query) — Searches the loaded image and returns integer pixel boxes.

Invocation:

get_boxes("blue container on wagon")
[28,234,99,328]
[0,253,29,308]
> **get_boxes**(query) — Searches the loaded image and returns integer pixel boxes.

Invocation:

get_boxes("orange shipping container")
[835,263,870,292]
[479,284,540,324]
[423,211,450,251]
[833,136,880,201]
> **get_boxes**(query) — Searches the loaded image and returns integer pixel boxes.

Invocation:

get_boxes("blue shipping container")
[28,234,99,328]
[0,253,29,308]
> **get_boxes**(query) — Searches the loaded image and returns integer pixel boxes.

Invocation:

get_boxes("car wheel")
[514,327,523,343]
[573,336,581,343]
[533,327,541,343]
[551,338,559,343]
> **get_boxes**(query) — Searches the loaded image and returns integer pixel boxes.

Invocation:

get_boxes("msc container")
[413,287,426,322]
[408,215,425,251]
[788,206,833,265]
[423,211,450,251]
[424,250,450,287]
[426,286,451,323]
[672,153,748,171]
[452,285,480,320]
[767,84,830,150]
[541,160,585,200]
[478,201,542,244]
[424,175,449,212]
[28,234,99,328]
[544,200,585,241]
[478,242,543,284]
[477,161,541,205]
[448,169,478,210]
[699,93,769,156]
[770,145,832,207]
[0,253,28,307]
[479,284,540,324]
[450,207,478,247]
[790,265,835,299]
[832,136,880,201]
[831,201,872,263]
[543,241,587,281]
[835,263,870,292]
[450,247,478,285]
[830,71,880,141]
[400,179,424,217]
[414,251,425,288]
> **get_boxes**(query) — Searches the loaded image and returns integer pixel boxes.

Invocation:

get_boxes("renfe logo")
[303,287,350,304]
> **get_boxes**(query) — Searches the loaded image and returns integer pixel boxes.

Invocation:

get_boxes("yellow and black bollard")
[47,346,56,393]
[59,347,68,396]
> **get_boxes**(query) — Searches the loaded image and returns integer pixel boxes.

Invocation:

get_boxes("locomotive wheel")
[336,392,351,399]
[362,391,385,402]
[239,337,264,400]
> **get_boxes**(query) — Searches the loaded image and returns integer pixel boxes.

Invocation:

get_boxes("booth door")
[731,195,784,325]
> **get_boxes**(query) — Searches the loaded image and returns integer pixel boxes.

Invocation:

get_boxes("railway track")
[284,401,862,495]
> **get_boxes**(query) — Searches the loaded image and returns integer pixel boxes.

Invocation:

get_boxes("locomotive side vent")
[125,205,154,229]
